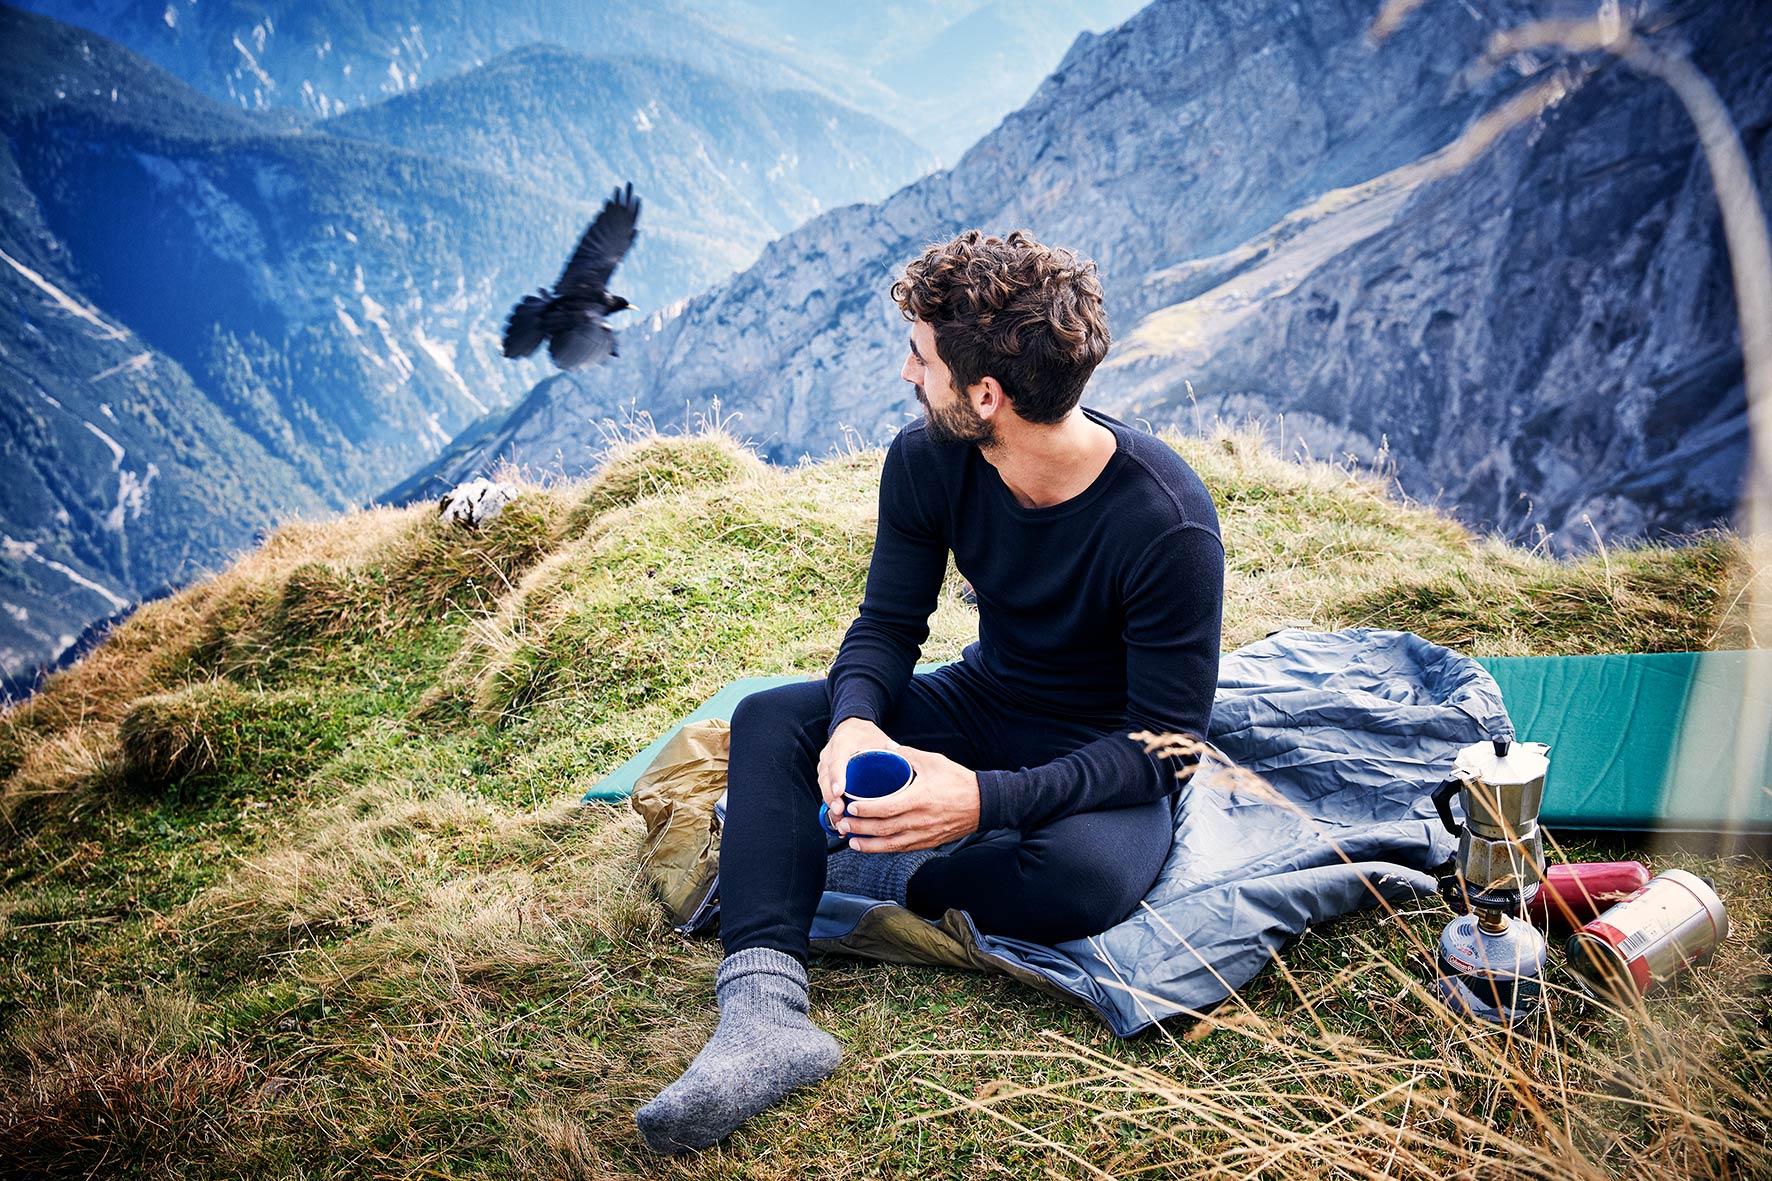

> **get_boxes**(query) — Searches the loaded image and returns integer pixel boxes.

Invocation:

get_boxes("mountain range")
[403,0,1767,553]
[9,0,1767,683]
[0,2,984,682]
[13,0,1147,161]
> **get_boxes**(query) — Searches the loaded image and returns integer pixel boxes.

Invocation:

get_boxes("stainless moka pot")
[1432,737,1549,913]
[1431,736,1551,1028]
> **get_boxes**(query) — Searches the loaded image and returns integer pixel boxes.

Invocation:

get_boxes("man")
[637,229,1224,1153]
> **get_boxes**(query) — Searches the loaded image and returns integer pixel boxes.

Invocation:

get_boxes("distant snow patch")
[91,352,154,382]
[163,4,176,28]
[83,421,124,469]
[232,35,274,92]
[0,247,127,340]
[3,604,26,623]
[0,537,129,610]
[412,324,486,414]
[360,295,415,380]
[109,464,158,531]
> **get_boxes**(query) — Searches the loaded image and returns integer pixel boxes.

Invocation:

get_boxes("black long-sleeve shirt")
[828,408,1224,833]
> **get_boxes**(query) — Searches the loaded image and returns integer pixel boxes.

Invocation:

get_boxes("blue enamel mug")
[819,749,915,839]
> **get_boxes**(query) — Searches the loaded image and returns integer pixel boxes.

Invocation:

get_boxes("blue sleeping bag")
[806,628,1505,1035]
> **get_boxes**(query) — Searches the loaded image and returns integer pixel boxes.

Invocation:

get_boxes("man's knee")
[1019,851,1139,939]
[730,680,830,751]
[1011,821,1166,939]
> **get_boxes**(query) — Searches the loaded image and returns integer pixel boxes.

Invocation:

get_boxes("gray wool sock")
[636,947,841,1154]
[823,846,944,905]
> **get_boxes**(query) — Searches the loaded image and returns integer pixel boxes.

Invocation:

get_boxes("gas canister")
[1565,869,1728,1001]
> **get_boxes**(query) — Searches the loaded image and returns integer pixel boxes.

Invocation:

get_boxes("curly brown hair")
[891,229,1110,424]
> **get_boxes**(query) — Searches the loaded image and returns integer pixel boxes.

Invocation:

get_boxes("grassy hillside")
[0,427,1765,1179]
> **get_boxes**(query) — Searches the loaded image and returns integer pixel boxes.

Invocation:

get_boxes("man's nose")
[900,354,916,383]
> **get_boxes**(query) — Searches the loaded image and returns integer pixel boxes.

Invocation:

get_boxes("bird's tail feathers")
[502,291,551,359]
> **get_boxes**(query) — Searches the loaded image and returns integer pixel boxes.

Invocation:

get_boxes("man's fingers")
[840,811,914,839]
[842,789,919,820]
[816,747,846,805]
[848,829,934,854]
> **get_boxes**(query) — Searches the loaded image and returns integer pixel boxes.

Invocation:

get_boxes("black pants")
[718,665,1175,962]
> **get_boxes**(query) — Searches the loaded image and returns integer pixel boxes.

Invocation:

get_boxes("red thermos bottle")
[1526,861,1652,932]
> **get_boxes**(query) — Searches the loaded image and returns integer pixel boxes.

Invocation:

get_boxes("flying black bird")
[503,182,641,370]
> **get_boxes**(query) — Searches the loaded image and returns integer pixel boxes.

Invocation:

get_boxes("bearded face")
[918,383,997,447]
[905,320,999,448]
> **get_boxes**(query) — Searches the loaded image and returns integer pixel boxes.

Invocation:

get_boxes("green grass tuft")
[564,431,768,535]
[119,682,367,797]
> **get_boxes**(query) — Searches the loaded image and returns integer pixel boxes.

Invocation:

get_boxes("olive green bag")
[630,719,730,931]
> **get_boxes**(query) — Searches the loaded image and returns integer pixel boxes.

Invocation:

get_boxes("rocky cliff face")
[3,10,582,504]
[407,0,1766,552]
[395,0,1523,478]
[1100,4,1769,548]
[1,5,325,681]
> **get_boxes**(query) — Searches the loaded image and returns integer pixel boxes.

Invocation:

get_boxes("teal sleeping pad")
[1476,650,1772,833]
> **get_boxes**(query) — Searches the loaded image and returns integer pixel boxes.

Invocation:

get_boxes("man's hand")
[818,716,896,822]
[839,746,981,853]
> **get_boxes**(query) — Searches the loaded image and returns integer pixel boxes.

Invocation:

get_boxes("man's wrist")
[974,767,1017,832]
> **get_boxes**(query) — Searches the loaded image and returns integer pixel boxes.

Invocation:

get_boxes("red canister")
[1565,869,1729,1000]
[1525,861,1652,932]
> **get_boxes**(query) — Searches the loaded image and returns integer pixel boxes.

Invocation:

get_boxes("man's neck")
[979,408,1118,510]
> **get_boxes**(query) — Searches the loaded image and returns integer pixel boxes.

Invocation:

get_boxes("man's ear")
[972,375,1008,419]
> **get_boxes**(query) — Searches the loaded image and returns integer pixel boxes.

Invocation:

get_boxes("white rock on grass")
[437,478,519,528]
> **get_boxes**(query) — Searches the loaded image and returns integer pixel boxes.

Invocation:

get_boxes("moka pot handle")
[1432,774,1463,836]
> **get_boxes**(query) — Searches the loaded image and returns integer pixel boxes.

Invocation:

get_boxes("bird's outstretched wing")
[556,182,641,296]
[549,318,617,370]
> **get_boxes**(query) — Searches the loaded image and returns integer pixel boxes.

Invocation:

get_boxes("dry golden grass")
[1179,426,1748,655]
[887,955,1772,1181]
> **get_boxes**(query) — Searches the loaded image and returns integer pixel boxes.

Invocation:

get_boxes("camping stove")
[1430,738,1549,1027]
